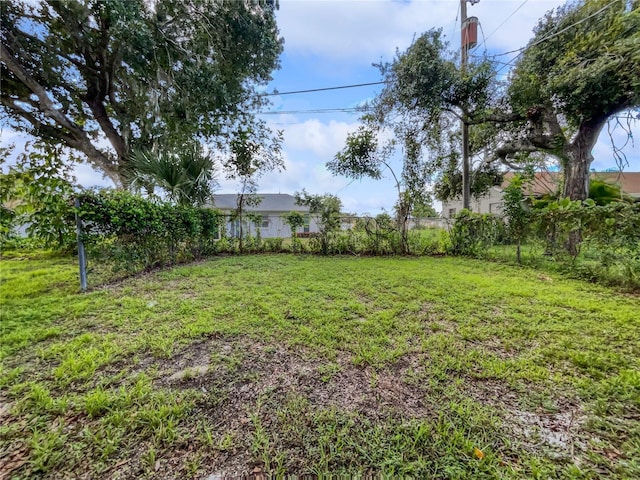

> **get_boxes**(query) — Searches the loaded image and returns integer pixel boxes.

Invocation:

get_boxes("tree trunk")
[562,153,589,257]
[562,119,604,200]
[561,119,604,255]
[562,154,590,200]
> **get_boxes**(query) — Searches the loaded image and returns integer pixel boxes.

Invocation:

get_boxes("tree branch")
[0,93,119,185]
[4,28,97,75]
[1,44,82,134]
[466,110,524,125]
[493,140,544,161]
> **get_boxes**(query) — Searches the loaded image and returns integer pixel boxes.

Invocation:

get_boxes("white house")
[210,193,319,239]
[441,185,507,219]
[441,172,640,218]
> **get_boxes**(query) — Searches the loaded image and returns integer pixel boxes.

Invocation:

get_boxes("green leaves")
[294,190,342,255]
[330,127,382,180]
[1,0,283,182]
[76,190,223,275]
[0,143,78,249]
[125,144,217,207]
[510,0,640,126]
[502,175,532,263]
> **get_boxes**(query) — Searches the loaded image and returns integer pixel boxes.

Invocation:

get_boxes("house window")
[448,208,456,217]
[261,218,270,228]
[303,214,310,234]
[230,218,241,238]
[213,222,221,240]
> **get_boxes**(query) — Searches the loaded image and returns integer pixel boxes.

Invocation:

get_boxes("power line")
[472,0,529,54]
[335,178,357,194]
[261,107,368,115]
[261,1,621,107]
[485,0,619,60]
[476,21,487,55]
[261,81,386,97]
[448,2,460,42]
[493,52,524,76]
[482,0,620,77]
[469,54,515,67]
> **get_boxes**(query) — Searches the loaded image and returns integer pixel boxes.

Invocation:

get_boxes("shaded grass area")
[1,253,639,479]
[482,242,640,290]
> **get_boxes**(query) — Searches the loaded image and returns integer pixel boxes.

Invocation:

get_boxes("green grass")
[482,241,640,289]
[1,253,639,478]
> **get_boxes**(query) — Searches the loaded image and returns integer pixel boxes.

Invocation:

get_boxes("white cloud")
[73,163,114,189]
[278,0,452,62]
[283,118,358,158]
[469,0,567,53]
[4,0,637,217]
[277,0,567,64]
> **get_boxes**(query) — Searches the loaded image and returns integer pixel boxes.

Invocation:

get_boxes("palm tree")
[125,143,217,206]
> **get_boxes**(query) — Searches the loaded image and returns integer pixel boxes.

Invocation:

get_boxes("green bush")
[407,229,443,255]
[448,210,505,257]
[263,237,284,253]
[447,199,639,289]
[76,190,223,276]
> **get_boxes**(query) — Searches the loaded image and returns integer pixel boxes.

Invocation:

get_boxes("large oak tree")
[339,0,639,205]
[499,0,640,200]
[1,0,283,186]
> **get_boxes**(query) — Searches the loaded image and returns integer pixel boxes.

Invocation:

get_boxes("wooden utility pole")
[460,0,479,210]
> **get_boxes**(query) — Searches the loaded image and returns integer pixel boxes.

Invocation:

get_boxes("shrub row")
[6,188,638,289]
[76,191,223,275]
[449,199,640,288]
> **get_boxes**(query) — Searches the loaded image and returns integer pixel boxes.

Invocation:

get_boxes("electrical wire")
[476,21,487,56]
[471,0,529,54]
[482,0,620,77]
[261,107,368,115]
[335,178,357,194]
[449,2,460,42]
[261,81,386,97]
[259,1,621,106]
[484,0,619,59]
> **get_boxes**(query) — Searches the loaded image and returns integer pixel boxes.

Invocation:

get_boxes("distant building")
[441,171,640,218]
[210,193,319,238]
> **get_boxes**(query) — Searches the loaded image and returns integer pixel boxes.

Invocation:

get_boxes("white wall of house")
[221,212,320,239]
[441,187,505,218]
[409,217,447,229]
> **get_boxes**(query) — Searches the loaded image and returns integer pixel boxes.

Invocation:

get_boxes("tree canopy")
[335,30,500,205]
[500,0,640,199]
[338,0,639,206]
[330,126,431,252]
[1,0,283,185]
[294,190,342,255]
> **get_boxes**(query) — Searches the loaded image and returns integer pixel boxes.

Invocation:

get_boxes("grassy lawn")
[1,253,639,479]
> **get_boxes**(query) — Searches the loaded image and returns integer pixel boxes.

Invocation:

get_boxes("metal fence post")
[74,197,87,292]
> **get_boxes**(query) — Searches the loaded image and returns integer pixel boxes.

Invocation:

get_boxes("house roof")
[502,172,558,196]
[502,171,640,197]
[590,172,640,196]
[210,193,308,212]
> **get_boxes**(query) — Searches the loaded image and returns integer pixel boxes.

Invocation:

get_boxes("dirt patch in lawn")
[140,336,436,478]
[465,378,588,461]
[92,335,590,479]
[157,336,433,420]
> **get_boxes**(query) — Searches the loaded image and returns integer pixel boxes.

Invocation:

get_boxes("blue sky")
[2,0,638,215]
